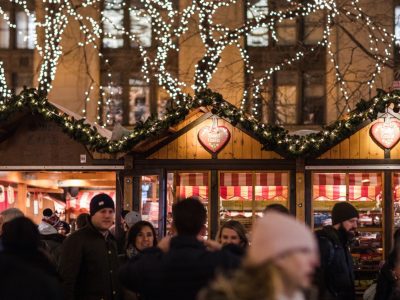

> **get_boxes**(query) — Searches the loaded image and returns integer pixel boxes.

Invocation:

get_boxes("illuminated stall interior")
[312,172,383,293]
[219,171,289,231]
[0,171,116,224]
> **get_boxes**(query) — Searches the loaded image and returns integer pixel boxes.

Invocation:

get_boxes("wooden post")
[296,159,305,222]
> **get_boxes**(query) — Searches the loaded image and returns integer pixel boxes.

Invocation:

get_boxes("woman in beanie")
[199,212,319,300]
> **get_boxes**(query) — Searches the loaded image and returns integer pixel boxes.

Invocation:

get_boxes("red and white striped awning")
[176,173,209,200]
[393,173,400,201]
[220,172,288,201]
[313,173,382,201]
[67,190,116,212]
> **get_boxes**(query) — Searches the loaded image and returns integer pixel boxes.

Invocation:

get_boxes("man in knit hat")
[315,202,359,300]
[59,193,120,300]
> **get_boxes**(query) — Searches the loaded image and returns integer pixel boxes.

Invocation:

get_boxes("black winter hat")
[331,202,359,225]
[43,208,53,217]
[90,193,115,216]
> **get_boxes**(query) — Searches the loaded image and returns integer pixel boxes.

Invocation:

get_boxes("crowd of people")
[0,194,397,300]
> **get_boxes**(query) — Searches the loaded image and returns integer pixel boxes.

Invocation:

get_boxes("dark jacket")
[119,235,241,300]
[0,252,64,300]
[375,262,398,300]
[41,233,65,266]
[315,226,355,300]
[59,220,120,300]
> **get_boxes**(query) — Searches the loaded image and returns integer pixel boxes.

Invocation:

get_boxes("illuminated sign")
[370,117,400,149]
[198,116,231,154]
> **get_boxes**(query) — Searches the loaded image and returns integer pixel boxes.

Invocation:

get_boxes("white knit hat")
[248,212,318,265]
[124,211,141,228]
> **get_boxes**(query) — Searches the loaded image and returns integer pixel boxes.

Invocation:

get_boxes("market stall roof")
[0,88,399,158]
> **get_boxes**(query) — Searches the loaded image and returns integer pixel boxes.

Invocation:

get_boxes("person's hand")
[203,239,222,252]
[157,236,172,253]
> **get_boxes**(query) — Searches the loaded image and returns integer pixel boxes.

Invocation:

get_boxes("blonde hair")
[199,260,282,300]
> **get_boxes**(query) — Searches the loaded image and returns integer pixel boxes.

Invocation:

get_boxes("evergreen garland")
[0,88,399,158]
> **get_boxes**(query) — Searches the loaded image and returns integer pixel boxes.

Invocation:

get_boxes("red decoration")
[198,117,231,153]
[370,118,400,149]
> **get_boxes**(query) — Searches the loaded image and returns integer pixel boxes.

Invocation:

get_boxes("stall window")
[166,172,210,237]
[139,175,160,230]
[219,171,289,232]
[312,172,383,293]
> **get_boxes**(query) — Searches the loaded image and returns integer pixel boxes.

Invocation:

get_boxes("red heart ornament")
[370,118,400,149]
[198,125,231,153]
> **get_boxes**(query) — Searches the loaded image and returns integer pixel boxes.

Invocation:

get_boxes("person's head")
[127,220,157,252]
[387,228,400,269]
[2,217,40,253]
[124,211,142,230]
[172,197,206,236]
[0,208,24,235]
[89,194,115,232]
[248,212,319,292]
[217,220,248,249]
[331,202,359,236]
[76,213,89,230]
[263,204,290,215]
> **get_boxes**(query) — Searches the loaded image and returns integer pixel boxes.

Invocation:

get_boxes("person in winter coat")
[315,202,359,300]
[125,220,157,259]
[0,251,64,300]
[216,220,248,256]
[0,207,23,251]
[38,209,65,266]
[1,216,60,279]
[374,229,400,300]
[199,211,319,300]
[119,197,241,300]
[59,193,120,300]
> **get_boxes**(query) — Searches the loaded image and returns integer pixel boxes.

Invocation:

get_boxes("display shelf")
[313,200,380,211]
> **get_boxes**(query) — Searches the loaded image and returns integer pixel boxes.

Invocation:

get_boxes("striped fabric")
[313,173,382,201]
[220,172,288,201]
[176,173,209,200]
[393,173,400,201]
[67,190,116,211]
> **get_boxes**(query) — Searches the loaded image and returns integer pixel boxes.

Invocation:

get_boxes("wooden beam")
[140,112,213,158]
[28,187,64,194]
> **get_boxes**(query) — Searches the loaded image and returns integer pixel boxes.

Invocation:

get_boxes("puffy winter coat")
[59,220,120,300]
[315,226,355,300]
[119,235,241,300]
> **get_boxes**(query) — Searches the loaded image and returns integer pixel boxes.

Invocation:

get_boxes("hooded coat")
[315,226,355,300]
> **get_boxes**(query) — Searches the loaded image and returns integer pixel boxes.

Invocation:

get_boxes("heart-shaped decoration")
[370,118,400,149]
[198,125,231,153]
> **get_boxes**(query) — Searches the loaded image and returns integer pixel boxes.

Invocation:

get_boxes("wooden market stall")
[0,107,124,224]
[304,112,400,295]
[122,109,296,239]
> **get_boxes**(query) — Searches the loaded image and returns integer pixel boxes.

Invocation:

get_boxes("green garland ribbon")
[0,88,399,158]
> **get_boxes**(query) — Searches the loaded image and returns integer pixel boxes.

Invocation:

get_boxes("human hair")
[126,221,157,251]
[0,208,24,224]
[76,213,89,229]
[198,260,281,300]
[172,197,207,236]
[263,204,289,215]
[217,220,249,249]
[2,217,40,252]
[387,228,400,269]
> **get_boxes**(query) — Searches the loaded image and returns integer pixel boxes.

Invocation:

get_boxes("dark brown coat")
[59,220,120,300]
